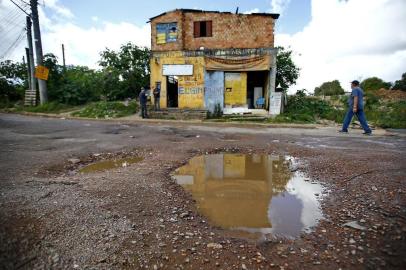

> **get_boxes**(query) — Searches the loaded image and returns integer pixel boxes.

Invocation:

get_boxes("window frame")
[193,20,212,38]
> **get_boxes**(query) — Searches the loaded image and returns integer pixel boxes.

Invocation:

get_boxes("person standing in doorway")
[139,87,148,119]
[153,82,161,111]
[339,80,372,135]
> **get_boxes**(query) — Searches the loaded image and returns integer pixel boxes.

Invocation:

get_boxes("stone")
[68,158,80,164]
[207,243,223,249]
[343,221,366,231]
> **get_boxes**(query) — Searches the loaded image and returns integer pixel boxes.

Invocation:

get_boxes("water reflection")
[79,157,143,173]
[173,154,324,238]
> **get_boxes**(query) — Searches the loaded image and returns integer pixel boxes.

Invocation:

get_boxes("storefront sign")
[163,64,193,76]
[270,92,282,115]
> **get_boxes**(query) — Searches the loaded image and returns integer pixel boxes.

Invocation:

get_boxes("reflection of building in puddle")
[174,154,325,238]
[174,154,294,229]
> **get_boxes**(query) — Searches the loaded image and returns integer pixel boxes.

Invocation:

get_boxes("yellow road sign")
[35,65,49,80]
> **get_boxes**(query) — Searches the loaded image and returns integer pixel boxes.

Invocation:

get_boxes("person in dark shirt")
[139,87,148,118]
[339,80,372,135]
[153,83,161,111]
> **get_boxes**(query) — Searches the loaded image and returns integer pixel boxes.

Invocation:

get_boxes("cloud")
[1,0,150,68]
[41,21,150,68]
[91,16,99,22]
[44,0,74,19]
[275,0,406,93]
[270,0,292,15]
[244,8,260,14]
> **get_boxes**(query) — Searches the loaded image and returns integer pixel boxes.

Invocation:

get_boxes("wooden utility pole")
[62,44,66,70]
[30,0,48,104]
[24,48,32,90]
[26,16,36,93]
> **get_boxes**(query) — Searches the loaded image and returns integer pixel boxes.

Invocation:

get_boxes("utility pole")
[62,44,66,70]
[26,16,36,93]
[30,0,48,104]
[24,48,32,90]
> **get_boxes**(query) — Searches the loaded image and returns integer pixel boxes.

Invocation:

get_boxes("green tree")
[43,53,64,101]
[99,42,150,100]
[0,60,27,82]
[314,80,345,96]
[360,77,391,92]
[275,46,300,91]
[57,66,103,105]
[392,72,406,91]
[0,60,27,104]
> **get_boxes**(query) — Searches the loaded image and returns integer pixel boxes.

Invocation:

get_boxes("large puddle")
[79,157,143,173]
[173,154,325,238]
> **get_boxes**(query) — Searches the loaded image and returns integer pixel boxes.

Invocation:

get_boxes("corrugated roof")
[148,9,279,22]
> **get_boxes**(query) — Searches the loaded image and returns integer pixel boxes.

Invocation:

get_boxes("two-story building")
[149,9,279,114]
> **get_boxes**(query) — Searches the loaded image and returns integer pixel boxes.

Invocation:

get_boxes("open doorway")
[247,71,268,109]
[166,76,178,108]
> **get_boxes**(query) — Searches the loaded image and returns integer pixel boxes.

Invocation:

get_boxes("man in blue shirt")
[339,80,372,135]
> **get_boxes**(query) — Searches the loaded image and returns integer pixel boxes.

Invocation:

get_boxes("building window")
[194,21,212,38]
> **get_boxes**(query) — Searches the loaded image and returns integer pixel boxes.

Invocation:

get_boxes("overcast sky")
[1,0,405,93]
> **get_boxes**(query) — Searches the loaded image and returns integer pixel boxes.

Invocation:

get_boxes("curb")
[2,111,322,129]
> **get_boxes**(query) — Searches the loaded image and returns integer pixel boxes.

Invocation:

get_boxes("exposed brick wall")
[150,10,183,52]
[150,11,276,51]
[183,12,275,50]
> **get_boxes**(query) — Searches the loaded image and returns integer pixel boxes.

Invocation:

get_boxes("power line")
[0,28,26,60]
[8,0,31,17]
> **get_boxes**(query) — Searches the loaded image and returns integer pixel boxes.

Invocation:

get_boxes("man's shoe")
[338,130,348,133]
[363,132,372,135]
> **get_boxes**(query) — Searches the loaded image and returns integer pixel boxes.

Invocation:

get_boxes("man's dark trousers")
[141,104,148,118]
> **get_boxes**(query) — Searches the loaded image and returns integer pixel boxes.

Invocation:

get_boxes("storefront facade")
[149,9,279,114]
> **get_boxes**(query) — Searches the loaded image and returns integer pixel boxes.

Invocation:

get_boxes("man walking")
[139,87,148,119]
[339,80,372,135]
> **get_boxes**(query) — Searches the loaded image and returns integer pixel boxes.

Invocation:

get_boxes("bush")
[72,101,138,118]
[206,103,223,119]
[366,100,406,128]
[22,102,72,113]
[282,90,343,123]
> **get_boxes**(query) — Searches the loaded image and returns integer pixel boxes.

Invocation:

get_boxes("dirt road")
[0,113,405,269]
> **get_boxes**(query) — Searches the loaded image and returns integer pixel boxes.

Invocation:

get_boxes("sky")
[1,0,405,93]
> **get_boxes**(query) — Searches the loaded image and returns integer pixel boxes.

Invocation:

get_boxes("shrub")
[72,101,138,118]
[207,103,223,119]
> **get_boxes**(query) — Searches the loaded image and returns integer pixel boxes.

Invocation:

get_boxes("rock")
[343,221,366,231]
[371,186,378,191]
[68,158,80,164]
[207,243,223,249]
[242,263,248,270]
[180,212,189,218]
[349,238,356,244]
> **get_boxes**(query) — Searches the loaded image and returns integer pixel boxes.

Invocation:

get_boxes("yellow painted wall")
[224,72,247,106]
[150,51,205,109]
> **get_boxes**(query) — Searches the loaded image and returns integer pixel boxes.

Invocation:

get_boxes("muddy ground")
[0,113,405,270]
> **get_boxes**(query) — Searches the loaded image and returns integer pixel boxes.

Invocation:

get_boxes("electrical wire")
[0,28,26,60]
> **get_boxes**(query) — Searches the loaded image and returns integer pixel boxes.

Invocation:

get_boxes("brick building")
[149,9,280,114]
